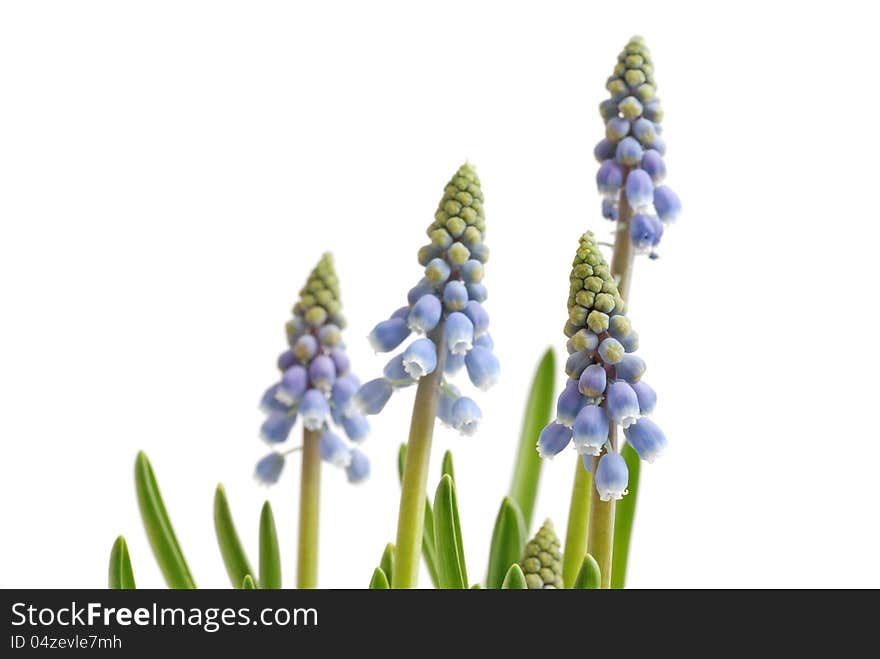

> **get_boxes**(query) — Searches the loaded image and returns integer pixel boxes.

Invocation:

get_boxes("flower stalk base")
[587,454,615,589]
[393,327,446,588]
[296,428,321,588]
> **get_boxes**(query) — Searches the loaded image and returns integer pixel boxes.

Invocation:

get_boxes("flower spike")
[255,253,371,484]
[357,163,498,436]
[537,231,667,499]
[360,163,496,589]
[595,36,681,254]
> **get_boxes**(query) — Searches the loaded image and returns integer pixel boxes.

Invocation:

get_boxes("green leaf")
[108,536,136,589]
[369,567,390,589]
[433,474,468,589]
[501,564,528,589]
[398,443,440,588]
[470,583,481,589]
[508,348,555,530]
[134,451,196,589]
[573,553,601,589]
[259,501,281,589]
[485,496,527,589]
[379,543,395,585]
[611,442,641,589]
[213,484,255,589]
[441,450,455,482]
[397,443,407,477]
[562,459,592,588]
[242,575,257,589]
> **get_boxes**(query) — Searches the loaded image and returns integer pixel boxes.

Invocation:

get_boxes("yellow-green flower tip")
[610,36,657,95]
[519,519,564,589]
[566,232,625,337]
[292,252,346,329]
[427,163,487,256]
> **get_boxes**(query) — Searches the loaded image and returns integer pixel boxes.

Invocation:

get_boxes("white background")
[2,1,879,589]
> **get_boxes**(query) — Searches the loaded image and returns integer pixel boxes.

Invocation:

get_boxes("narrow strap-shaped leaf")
[573,553,601,589]
[369,567,390,589]
[380,543,395,585]
[501,564,528,589]
[398,444,439,588]
[213,484,255,589]
[611,442,641,589]
[508,348,555,530]
[421,500,439,588]
[441,450,455,482]
[433,474,468,589]
[134,451,196,589]
[259,501,282,589]
[108,536,136,589]
[397,443,407,477]
[242,575,256,589]
[485,496,526,589]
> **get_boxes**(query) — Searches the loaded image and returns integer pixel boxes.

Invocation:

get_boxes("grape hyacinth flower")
[357,162,497,434]
[254,253,369,589]
[588,37,681,589]
[255,253,370,484]
[357,163,497,588]
[538,232,667,588]
[594,36,681,283]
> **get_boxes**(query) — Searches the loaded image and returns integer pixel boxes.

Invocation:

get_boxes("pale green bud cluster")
[607,35,658,108]
[519,519,564,589]
[419,163,489,267]
[565,232,626,337]
[290,253,346,331]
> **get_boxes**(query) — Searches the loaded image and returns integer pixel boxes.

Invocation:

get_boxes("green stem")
[587,447,616,589]
[562,458,592,588]
[297,427,321,589]
[392,327,446,588]
[609,186,638,587]
[610,183,635,301]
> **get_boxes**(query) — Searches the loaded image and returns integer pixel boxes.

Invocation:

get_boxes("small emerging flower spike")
[537,231,667,497]
[595,36,681,257]
[255,253,371,486]
[361,163,496,589]
[357,163,497,435]
[519,520,564,589]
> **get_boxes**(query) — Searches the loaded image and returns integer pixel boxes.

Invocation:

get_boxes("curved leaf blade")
[485,496,526,589]
[573,553,601,589]
[213,484,255,589]
[369,567,390,589]
[508,348,555,530]
[380,543,395,586]
[501,563,528,589]
[441,450,455,483]
[611,442,641,589]
[259,501,282,589]
[108,536,136,590]
[433,474,468,589]
[134,451,196,589]
[242,574,257,589]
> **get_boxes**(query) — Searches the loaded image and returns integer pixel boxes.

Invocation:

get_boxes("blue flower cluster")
[594,36,681,254]
[355,163,498,434]
[255,253,370,485]
[537,232,666,501]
